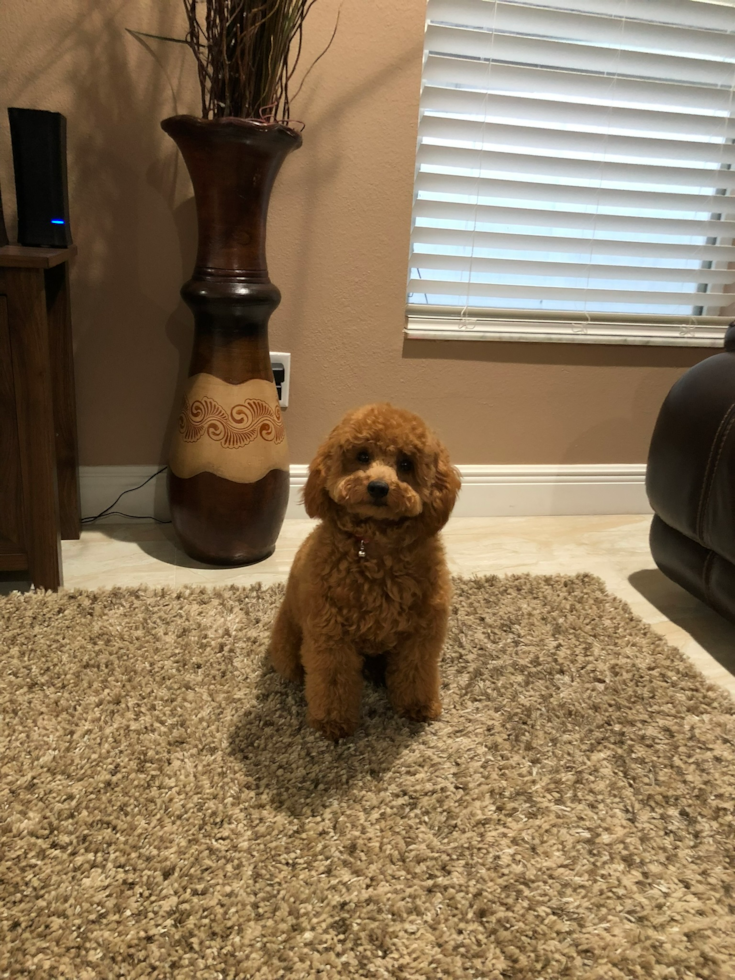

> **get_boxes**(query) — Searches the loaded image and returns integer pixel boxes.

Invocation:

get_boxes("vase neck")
[162,115,302,282]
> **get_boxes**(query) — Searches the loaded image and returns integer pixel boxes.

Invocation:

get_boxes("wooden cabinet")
[0,245,80,589]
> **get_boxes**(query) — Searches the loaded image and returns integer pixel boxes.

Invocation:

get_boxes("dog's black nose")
[368,480,390,500]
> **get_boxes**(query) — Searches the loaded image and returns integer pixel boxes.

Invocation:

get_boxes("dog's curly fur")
[269,403,461,741]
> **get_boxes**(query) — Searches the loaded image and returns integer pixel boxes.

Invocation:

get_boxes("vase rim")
[161,113,302,144]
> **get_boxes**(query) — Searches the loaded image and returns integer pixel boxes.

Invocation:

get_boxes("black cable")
[82,511,172,525]
[81,466,172,525]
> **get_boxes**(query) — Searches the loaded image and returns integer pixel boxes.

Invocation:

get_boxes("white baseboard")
[455,464,650,517]
[79,463,651,524]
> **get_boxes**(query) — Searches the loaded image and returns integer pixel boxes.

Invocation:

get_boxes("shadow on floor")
[228,659,426,818]
[84,520,225,570]
[131,524,224,570]
[628,568,735,678]
[83,520,296,571]
[0,572,32,596]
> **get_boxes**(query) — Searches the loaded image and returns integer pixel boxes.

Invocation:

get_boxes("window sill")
[405,317,727,348]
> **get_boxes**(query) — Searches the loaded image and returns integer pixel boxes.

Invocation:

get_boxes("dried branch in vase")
[182,0,339,125]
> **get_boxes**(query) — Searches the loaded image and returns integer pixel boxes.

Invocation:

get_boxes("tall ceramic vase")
[162,115,301,565]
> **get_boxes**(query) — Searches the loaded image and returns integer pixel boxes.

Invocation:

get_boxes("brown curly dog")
[269,403,461,741]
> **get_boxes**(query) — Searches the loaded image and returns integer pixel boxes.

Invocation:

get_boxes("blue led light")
[50,219,65,225]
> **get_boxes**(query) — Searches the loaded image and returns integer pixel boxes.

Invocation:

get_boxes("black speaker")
[0,181,8,247]
[8,107,72,248]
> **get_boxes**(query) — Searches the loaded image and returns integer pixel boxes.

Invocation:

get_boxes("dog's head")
[303,403,460,537]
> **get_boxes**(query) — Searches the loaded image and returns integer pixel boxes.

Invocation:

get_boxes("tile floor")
[3,516,734,700]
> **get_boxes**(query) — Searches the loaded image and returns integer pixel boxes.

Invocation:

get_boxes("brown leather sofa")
[646,322,735,625]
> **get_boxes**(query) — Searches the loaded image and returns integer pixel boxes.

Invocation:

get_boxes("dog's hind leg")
[269,604,304,684]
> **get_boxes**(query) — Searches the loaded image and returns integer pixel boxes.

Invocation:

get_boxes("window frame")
[406,0,735,348]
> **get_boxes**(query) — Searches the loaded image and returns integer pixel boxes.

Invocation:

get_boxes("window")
[406,0,735,345]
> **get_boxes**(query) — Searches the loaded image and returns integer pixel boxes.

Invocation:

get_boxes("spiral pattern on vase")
[180,395,285,449]
[169,374,289,484]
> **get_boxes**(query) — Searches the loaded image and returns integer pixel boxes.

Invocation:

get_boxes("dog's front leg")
[301,634,363,742]
[386,610,447,723]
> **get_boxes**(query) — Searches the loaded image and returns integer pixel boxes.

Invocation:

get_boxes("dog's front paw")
[396,699,442,723]
[308,715,357,742]
[275,659,305,685]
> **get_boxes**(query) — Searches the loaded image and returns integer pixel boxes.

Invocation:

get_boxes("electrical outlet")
[270,352,291,408]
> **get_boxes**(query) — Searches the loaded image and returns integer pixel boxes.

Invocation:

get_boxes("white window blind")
[407,0,735,345]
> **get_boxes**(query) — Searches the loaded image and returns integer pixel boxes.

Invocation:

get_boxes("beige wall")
[0,0,712,468]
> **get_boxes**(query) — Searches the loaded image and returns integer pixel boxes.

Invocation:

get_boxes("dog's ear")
[302,441,332,520]
[421,441,461,535]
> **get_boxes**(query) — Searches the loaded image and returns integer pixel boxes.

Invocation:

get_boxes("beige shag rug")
[1,575,734,980]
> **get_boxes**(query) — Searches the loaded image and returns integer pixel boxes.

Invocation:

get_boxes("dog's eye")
[398,456,413,474]
[357,450,370,465]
